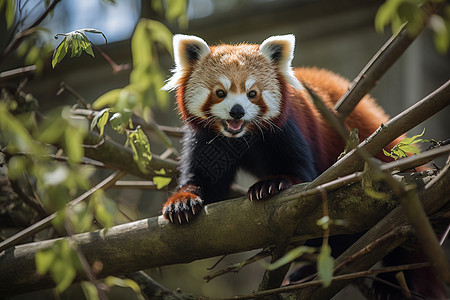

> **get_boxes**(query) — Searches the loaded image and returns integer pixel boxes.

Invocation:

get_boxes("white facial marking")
[245,77,256,91]
[219,76,231,90]
[261,90,281,118]
[185,86,210,119]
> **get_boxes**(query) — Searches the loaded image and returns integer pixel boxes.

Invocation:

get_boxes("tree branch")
[333,2,444,119]
[311,79,450,188]
[0,162,448,296]
[295,156,450,299]
[0,171,126,252]
[83,131,178,179]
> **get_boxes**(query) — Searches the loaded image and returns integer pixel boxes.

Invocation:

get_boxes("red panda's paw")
[162,192,203,224]
[247,177,292,201]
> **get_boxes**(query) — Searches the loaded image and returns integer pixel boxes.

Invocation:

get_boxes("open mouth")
[223,120,246,135]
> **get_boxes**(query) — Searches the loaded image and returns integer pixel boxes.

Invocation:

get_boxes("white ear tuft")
[259,34,303,90]
[173,34,211,69]
[162,34,211,91]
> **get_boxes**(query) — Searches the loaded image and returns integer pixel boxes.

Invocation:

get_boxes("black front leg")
[163,127,250,224]
[242,118,317,201]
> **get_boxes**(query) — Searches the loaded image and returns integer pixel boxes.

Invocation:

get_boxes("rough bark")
[0,166,448,296]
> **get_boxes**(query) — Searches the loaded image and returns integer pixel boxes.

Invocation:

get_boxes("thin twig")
[333,225,413,275]
[0,0,62,62]
[440,224,450,246]
[224,263,430,300]
[91,43,131,74]
[0,65,36,81]
[113,180,158,190]
[204,251,271,282]
[9,180,48,219]
[56,82,90,109]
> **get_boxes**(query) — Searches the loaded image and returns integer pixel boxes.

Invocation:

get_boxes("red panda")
[161,34,446,299]
[161,34,403,223]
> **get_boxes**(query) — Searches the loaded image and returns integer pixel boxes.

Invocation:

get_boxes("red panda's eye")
[248,90,257,99]
[216,89,226,98]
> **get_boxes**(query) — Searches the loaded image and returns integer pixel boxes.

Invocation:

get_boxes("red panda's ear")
[162,35,211,91]
[259,35,303,90]
[173,34,211,70]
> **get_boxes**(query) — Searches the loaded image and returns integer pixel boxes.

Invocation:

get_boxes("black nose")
[229,104,245,120]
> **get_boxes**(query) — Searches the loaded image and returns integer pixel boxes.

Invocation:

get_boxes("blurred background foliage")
[0,0,449,299]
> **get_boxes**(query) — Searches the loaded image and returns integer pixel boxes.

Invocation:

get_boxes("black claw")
[248,177,292,201]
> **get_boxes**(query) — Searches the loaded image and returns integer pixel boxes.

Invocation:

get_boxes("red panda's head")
[163,34,303,138]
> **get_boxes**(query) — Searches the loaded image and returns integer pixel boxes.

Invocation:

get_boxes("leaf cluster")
[35,239,82,293]
[52,29,107,68]
[383,128,428,160]
[0,0,187,299]
[375,0,450,53]
[89,18,177,187]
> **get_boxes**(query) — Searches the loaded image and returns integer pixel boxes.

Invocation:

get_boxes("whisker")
[207,132,222,144]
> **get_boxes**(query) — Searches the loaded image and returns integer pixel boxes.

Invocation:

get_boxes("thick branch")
[311,79,450,188]
[1,166,448,296]
[295,157,450,299]
[334,3,443,119]
[83,131,178,179]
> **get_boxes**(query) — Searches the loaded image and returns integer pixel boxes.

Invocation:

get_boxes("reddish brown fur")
[277,67,404,172]
[174,42,403,172]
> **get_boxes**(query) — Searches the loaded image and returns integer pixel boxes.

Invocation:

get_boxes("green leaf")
[317,216,330,230]
[398,128,425,145]
[90,108,110,136]
[430,14,450,54]
[317,244,334,287]
[109,111,132,134]
[104,276,142,294]
[382,148,396,159]
[91,191,116,229]
[85,43,95,57]
[69,202,94,233]
[3,0,16,29]
[126,126,152,172]
[0,103,47,156]
[7,156,28,179]
[52,258,77,292]
[36,240,80,293]
[35,110,67,144]
[262,246,316,271]
[51,210,66,232]
[81,281,100,300]
[154,168,167,175]
[398,144,421,155]
[166,0,186,23]
[63,108,88,164]
[151,0,164,15]
[52,37,68,68]
[375,0,398,33]
[92,89,122,109]
[153,176,172,189]
[35,250,56,274]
